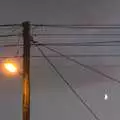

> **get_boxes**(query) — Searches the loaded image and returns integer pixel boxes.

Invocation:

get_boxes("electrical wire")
[0,39,21,61]
[32,24,120,29]
[0,27,18,35]
[1,32,120,47]
[14,36,21,57]
[1,23,120,30]
[0,24,21,27]
[31,39,120,47]
[0,34,20,37]
[2,41,120,48]
[32,40,120,84]
[1,39,120,48]
[33,33,120,37]
[46,47,120,84]
[2,54,120,59]
[32,41,100,120]
[1,23,120,29]
[2,33,120,38]
[6,26,21,34]
[1,43,120,48]
[26,54,120,58]
[32,42,120,46]
[0,56,18,59]
[0,44,23,48]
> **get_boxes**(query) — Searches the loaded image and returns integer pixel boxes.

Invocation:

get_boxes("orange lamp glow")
[4,62,17,73]
[2,59,19,76]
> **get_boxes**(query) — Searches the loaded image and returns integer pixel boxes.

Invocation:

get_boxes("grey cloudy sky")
[0,0,120,24]
[0,0,120,120]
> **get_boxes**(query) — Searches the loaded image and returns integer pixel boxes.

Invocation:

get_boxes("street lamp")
[4,62,17,73]
[2,59,20,76]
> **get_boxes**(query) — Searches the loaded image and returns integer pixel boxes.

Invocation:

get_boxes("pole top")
[22,21,30,32]
[22,21,30,28]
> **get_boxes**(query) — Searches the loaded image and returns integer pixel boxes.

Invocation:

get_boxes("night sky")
[0,0,120,120]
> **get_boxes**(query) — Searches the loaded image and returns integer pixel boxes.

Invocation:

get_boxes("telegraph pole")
[22,21,31,120]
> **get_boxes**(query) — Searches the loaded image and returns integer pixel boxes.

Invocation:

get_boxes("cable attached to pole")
[32,40,101,120]
[32,40,120,85]
[46,46,120,84]
[14,36,21,57]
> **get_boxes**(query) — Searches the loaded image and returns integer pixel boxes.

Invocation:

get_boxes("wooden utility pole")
[22,21,31,120]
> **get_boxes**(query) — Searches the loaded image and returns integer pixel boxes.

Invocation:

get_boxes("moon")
[104,94,108,100]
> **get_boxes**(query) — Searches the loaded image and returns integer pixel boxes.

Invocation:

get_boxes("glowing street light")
[2,59,20,76]
[4,62,17,73]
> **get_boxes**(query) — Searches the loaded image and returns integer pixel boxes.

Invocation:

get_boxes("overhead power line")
[33,33,120,38]
[0,56,18,59]
[14,36,21,57]
[1,23,120,29]
[32,39,120,46]
[31,40,120,47]
[0,23,120,28]
[32,40,120,84]
[0,34,20,37]
[0,44,23,48]
[32,24,120,29]
[32,41,100,120]
[33,42,120,46]
[0,24,21,27]
[28,54,120,58]
[2,54,120,59]
[1,40,120,48]
[45,46,120,84]
[2,33,120,38]
[3,33,120,38]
